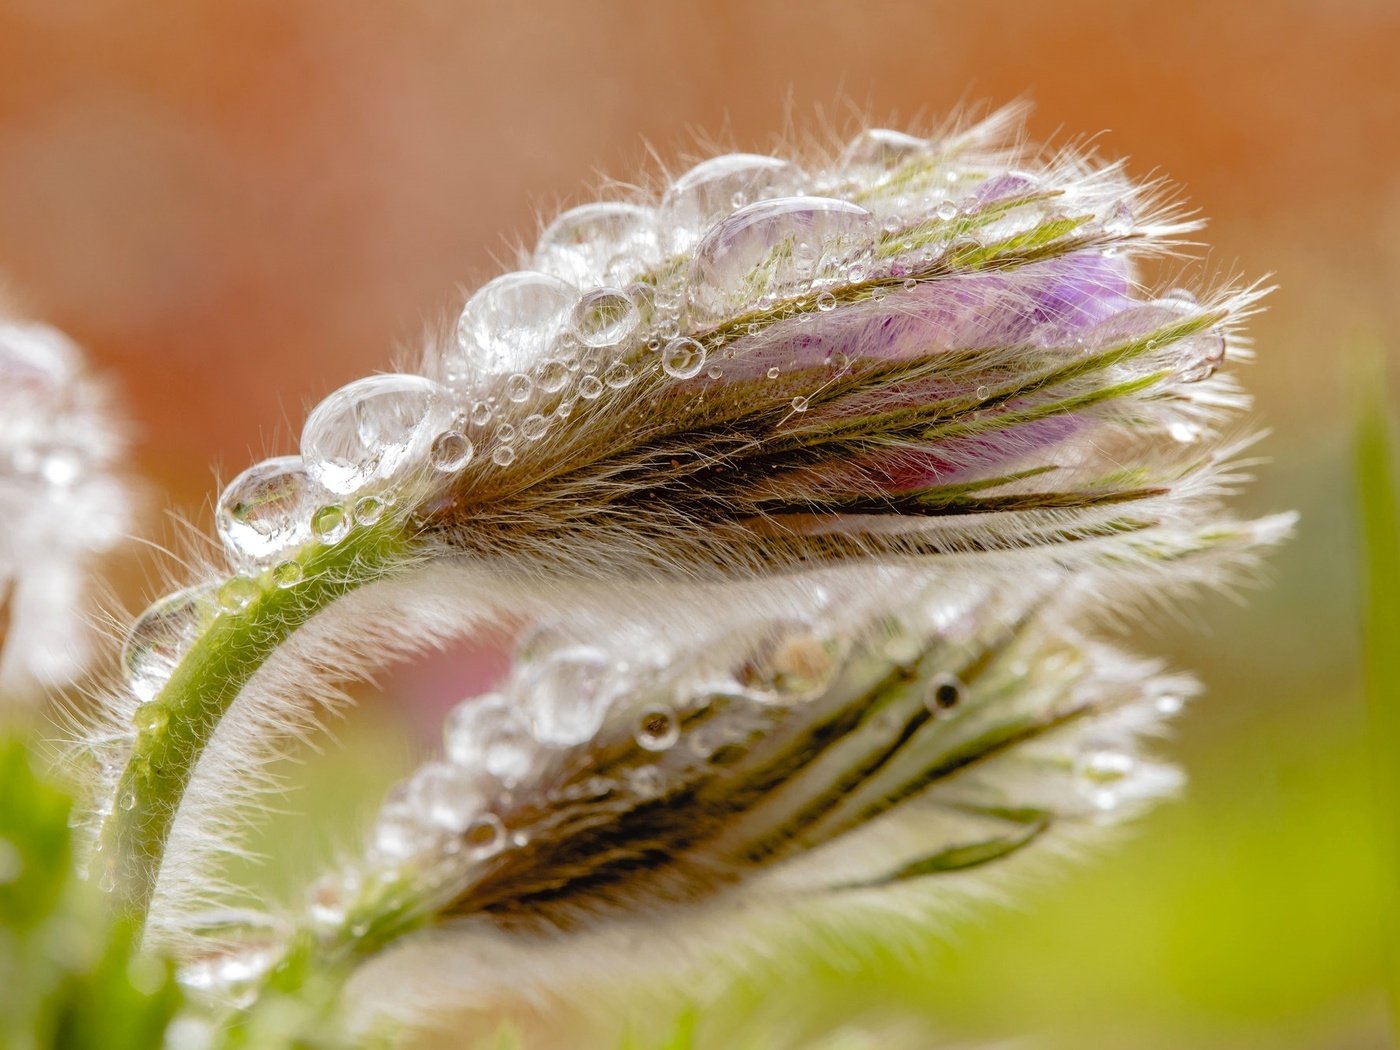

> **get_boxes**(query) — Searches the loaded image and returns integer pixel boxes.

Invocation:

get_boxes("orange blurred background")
[1,3,1397,1047]
[0,0,1394,514]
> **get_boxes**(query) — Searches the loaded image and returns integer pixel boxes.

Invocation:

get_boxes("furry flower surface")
[71,107,1290,1045]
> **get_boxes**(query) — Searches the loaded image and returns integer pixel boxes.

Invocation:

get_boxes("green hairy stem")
[97,518,415,927]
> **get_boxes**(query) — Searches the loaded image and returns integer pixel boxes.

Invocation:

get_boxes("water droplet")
[371,802,427,862]
[1176,327,1227,382]
[687,196,877,327]
[839,128,928,170]
[661,153,805,252]
[469,401,493,427]
[924,673,965,714]
[521,414,549,440]
[445,692,537,785]
[790,396,809,412]
[122,586,215,702]
[975,384,990,400]
[578,374,604,399]
[1074,745,1137,811]
[537,358,570,393]
[430,430,474,472]
[815,291,837,311]
[602,361,635,389]
[1102,201,1134,237]
[216,575,259,613]
[271,560,303,589]
[215,455,316,566]
[1168,420,1203,443]
[353,494,386,525]
[766,366,781,380]
[464,814,505,859]
[491,444,516,466]
[505,373,534,402]
[454,271,577,379]
[496,423,517,443]
[635,705,679,751]
[661,337,706,379]
[518,644,619,746]
[305,874,348,931]
[935,200,959,221]
[736,624,845,704]
[571,288,640,348]
[627,765,666,798]
[409,761,487,832]
[119,787,137,810]
[311,504,349,543]
[903,277,918,291]
[1155,693,1185,715]
[301,374,455,495]
[534,202,659,288]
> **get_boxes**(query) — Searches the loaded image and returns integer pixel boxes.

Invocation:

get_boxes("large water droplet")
[444,691,537,786]
[533,202,660,289]
[408,761,488,832]
[686,196,877,327]
[300,374,455,495]
[571,287,640,347]
[371,802,430,862]
[839,128,928,171]
[453,271,577,381]
[122,585,215,702]
[517,644,619,746]
[661,153,804,252]
[215,455,316,566]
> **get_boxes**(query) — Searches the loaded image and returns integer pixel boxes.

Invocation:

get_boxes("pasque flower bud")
[74,107,1290,1046]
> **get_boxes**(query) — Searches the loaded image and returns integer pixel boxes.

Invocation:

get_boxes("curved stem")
[97,517,415,927]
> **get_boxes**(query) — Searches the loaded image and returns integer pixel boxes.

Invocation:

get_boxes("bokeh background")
[1,1,1397,1047]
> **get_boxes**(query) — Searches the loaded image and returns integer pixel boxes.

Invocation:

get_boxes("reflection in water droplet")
[453,271,577,380]
[839,128,928,171]
[534,202,659,289]
[217,575,260,613]
[661,337,706,379]
[661,153,805,252]
[686,196,876,327]
[301,374,454,495]
[271,560,303,589]
[572,288,641,348]
[311,504,349,544]
[122,586,215,702]
[430,430,474,472]
[215,456,316,566]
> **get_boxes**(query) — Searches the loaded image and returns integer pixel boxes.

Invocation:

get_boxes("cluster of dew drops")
[112,128,1011,735]
[345,598,998,907]
[113,123,1214,804]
